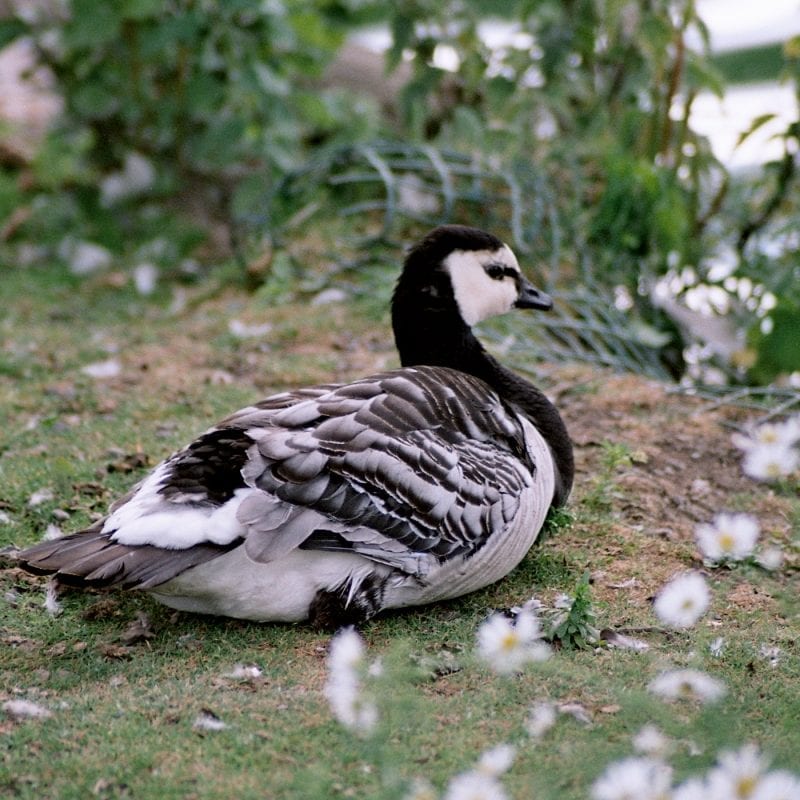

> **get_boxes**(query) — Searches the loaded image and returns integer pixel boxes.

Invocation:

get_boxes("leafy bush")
[2,1,798,385]
[0,0,375,272]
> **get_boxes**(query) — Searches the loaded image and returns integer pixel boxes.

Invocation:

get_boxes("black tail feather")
[16,525,239,590]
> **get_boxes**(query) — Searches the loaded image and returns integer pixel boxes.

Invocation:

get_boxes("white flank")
[151,547,386,622]
[105,462,256,548]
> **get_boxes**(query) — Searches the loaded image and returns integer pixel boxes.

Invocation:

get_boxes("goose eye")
[485,264,506,280]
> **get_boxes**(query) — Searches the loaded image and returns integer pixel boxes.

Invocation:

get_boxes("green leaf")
[0,20,26,50]
[748,302,800,384]
[388,13,414,71]
[736,113,778,148]
[684,52,726,98]
[63,1,122,49]
[121,0,163,20]
[72,82,120,119]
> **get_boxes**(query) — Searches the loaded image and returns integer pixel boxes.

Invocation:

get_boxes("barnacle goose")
[17,225,574,626]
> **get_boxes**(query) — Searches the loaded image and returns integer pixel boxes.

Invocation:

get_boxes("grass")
[1,255,799,799]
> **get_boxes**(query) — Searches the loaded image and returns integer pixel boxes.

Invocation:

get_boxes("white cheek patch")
[444,247,520,326]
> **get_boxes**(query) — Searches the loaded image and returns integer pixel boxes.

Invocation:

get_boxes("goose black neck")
[391,298,575,505]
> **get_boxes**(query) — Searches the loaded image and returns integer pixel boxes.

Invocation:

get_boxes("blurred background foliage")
[0,0,798,389]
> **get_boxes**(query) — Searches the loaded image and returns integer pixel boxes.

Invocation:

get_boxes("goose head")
[393,224,552,332]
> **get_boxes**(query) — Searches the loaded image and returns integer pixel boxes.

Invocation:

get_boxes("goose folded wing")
[239,367,535,576]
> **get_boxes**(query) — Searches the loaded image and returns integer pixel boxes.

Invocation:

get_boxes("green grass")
[2,258,799,799]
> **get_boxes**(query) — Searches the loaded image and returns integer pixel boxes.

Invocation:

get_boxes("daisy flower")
[648,668,727,704]
[752,770,800,800]
[476,744,516,776]
[695,513,760,563]
[325,627,378,735]
[741,444,799,482]
[590,756,672,800]
[476,609,550,675]
[653,572,710,628]
[757,546,785,571]
[707,743,769,799]
[732,418,800,451]
[442,770,508,800]
[672,777,709,800]
[732,418,800,481]
[632,724,673,758]
[525,701,557,739]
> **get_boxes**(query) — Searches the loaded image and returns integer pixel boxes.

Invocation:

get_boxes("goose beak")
[515,278,553,311]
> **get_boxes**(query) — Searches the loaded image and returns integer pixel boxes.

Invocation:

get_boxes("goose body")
[18,226,574,626]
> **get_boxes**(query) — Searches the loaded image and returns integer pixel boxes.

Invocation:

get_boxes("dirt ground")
[550,366,796,613]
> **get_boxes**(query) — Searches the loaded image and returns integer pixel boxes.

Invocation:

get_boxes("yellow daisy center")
[736,775,757,798]
[718,532,735,552]
[500,632,520,652]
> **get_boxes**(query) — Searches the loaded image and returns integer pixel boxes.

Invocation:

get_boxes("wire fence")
[238,141,800,420]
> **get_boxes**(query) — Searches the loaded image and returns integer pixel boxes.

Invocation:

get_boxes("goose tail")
[16,522,235,590]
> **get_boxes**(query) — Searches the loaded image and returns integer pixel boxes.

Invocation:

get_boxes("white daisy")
[653,571,710,628]
[476,610,550,675]
[525,701,557,739]
[756,546,785,571]
[443,770,508,800]
[324,628,379,735]
[695,513,760,563]
[752,770,800,800]
[590,756,673,800]
[707,743,769,799]
[672,777,709,800]
[328,626,365,672]
[732,418,800,481]
[648,669,727,704]
[476,744,516,776]
[741,443,799,482]
[632,724,672,758]
[732,418,800,451]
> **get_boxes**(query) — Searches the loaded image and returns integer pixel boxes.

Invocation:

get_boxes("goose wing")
[18,367,539,586]
[230,365,537,576]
